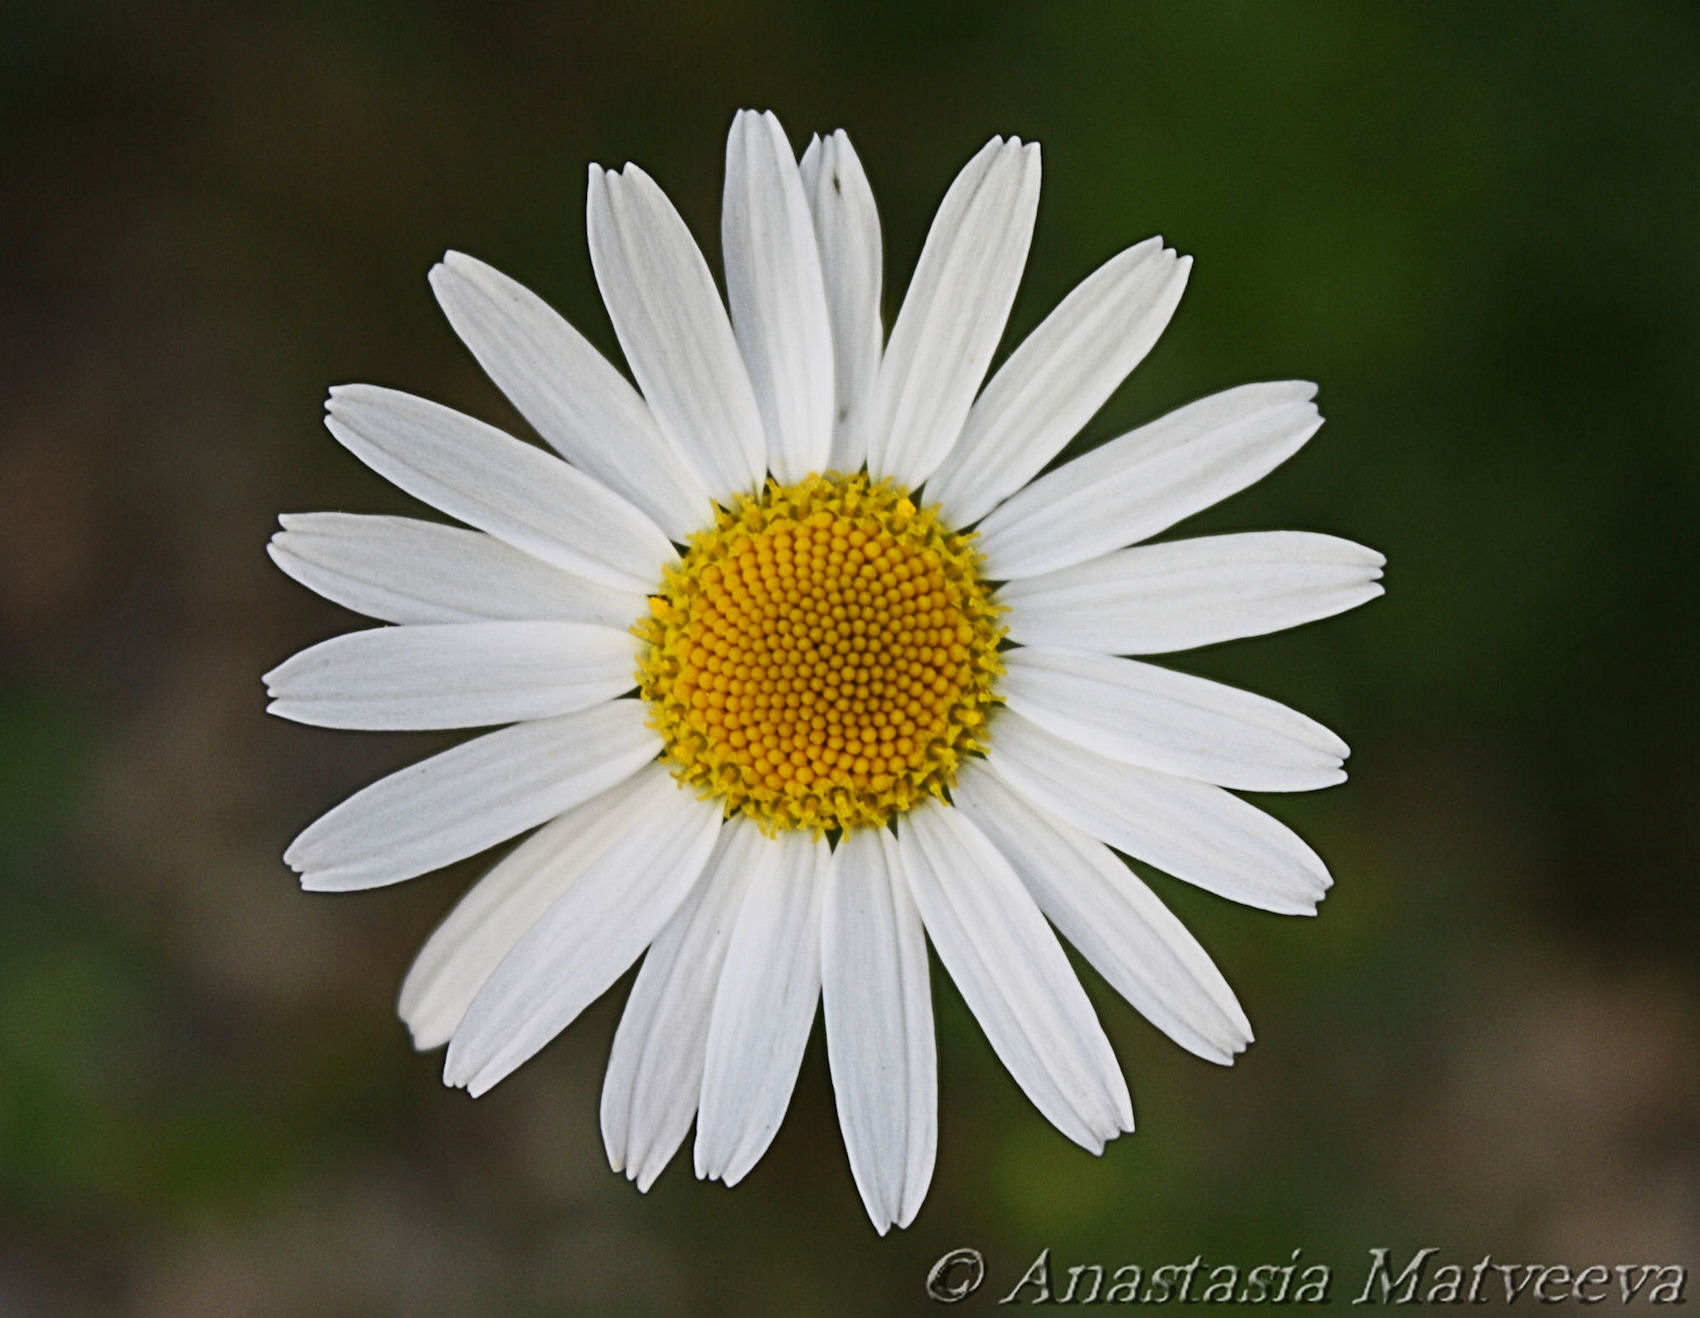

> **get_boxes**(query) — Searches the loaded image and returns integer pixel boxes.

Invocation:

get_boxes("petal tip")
[404,1018,449,1053]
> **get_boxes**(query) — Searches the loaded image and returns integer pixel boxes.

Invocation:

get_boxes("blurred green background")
[3,2,1696,1314]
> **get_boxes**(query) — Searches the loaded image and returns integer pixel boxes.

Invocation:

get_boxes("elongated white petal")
[821,828,936,1233]
[265,622,639,730]
[284,701,659,892]
[988,712,1332,914]
[894,802,1132,1151]
[324,385,674,595]
[999,646,1346,792]
[444,765,721,1096]
[269,514,646,629]
[723,110,834,483]
[429,252,712,540]
[399,770,677,1051]
[978,382,1324,578]
[864,137,1041,488]
[927,239,1189,527]
[998,531,1385,654]
[587,163,766,501]
[953,764,1252,1064]
[798,130,883,473]
[601,819,764,1191]
[695,830,826,1186]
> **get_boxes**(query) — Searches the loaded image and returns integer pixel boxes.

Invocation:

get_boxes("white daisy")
[266,109,1382,1234]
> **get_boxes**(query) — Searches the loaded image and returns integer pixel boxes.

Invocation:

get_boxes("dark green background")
[3,3,1696,1313]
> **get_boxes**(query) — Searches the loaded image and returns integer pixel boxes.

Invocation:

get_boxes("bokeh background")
[3,3,1697,1313]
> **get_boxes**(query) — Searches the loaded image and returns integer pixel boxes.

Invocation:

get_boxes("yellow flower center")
[636,473,1004,834]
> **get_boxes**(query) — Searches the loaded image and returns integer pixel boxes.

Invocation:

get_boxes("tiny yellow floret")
[635,473,1004,834]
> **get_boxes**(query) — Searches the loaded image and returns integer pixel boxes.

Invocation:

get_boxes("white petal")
[269,514,645,629]
[927,239,1190,527]
[694,829,826,1186]
[977,382,1324,578]
[284,700,660,892]
[894,801,1132,1151]
[601,819,764,1191]
[798,130,883,473]
[399,770,677,1051]
[987,711,1333,914]
[265,621,640,730]
[953,763,1252,1064]
[821,827,936,1233]
[999,646,1347,792]
[998,531,1385,654]
[429,252,712,541]
[723,110,834,484]
[443,765,721,1096]
[863,137,1041,489]
[587,162,766,502]
[324,385,675,595]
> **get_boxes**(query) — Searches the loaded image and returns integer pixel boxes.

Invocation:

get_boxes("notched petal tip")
[1201,1023,1255,1067]
[734,106,783,135]
[406,1021,450,1054]
[397,993,451,1051]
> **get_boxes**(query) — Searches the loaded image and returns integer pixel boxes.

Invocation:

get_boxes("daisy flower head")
[267,109,1383,1233]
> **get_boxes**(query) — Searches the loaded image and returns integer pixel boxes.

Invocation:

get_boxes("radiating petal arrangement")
[269,107,1383,1235]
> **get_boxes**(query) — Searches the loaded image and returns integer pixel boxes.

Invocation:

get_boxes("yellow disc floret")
[635,473,1004,834]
